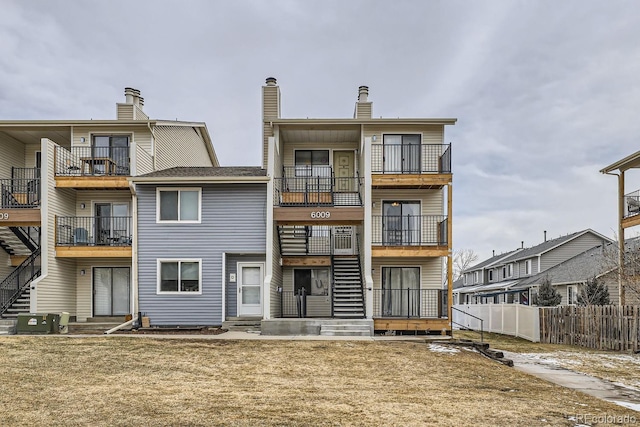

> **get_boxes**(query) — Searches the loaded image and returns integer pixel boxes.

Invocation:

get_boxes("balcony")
[273,166,364,225]
[372,215,448,256]
[372,288,445,318]
[54,146,130,189]
[371,143,451,188]
[55,216,132,258]
[0,168,41,226]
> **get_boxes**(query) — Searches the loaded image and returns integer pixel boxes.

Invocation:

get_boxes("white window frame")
[567,285,578,305]
[156,187,202,223]
[524,260,532,275]
[507,263,513,278]
[473,271,479,284]
[156,259,203,295]
[488,270,493,281]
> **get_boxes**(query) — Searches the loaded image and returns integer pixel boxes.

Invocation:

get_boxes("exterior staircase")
[1,287,31,319]
[278,226,308,256]
[0,227,32,256]
[0,248,40,319]
[332,256,365,318]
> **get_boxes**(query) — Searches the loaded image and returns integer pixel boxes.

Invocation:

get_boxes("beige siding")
[24,144,41,168]
[35,140,78,314]
[76,258,132,321]
[372,189,444,216]
[74,191,132,216]
[72,126,152,154]
[135,144,154,176]
[134,105,148,120]
[0,135,25,176]
[270,223,283,318]
[117,104,134,120]
[0,250,12,280]
[363,125,444,144]
[154,126,213,170]
[262,85,280,169]
[355,102,372,119]
[371,258,443,290]
[282,142,359,167]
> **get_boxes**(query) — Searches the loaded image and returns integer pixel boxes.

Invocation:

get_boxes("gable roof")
[465,248,522,273]
[499,229,612,264]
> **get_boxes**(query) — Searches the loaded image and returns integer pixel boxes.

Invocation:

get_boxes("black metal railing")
[55,146,130,176]
[56,216,132,246]
[275,166,362,207]
[372,289,444,318]
[625,190,640,218]
[278,288,308,318]
[371,143,451,174]
[10,226,40,252]
[1,169,41,208]
[277,226,332,256]
[0,248,41,316]
[372,215,448,246]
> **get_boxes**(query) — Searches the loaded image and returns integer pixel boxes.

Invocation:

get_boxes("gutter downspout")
[147,121,156,171]
[104,316,137,335]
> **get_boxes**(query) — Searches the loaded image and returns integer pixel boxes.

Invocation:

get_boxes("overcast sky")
[2,0,640,261]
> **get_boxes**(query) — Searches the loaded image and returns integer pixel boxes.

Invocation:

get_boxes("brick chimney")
[354,85,372,119]
[262,77,281,169]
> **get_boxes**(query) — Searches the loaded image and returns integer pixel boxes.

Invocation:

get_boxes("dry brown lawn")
[454,330,640,389]
[0,336,635,426]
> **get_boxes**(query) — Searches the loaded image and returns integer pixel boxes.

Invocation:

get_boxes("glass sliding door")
[383,201,420,245]
[382,267,420,317]
[95,203,129,245]
[93,267,130,316]
[383,134,421,173]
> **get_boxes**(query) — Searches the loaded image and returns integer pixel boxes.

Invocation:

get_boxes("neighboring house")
[130,167,268,326]
[454,229,613,305]
[601,151,640,305]
[261,78,456,334]
[0,88,218,322]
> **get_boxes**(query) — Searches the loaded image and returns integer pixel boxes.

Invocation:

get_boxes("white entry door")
[237,263,264,317]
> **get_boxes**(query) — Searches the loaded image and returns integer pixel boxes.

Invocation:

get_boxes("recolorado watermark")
[575,413,637,424]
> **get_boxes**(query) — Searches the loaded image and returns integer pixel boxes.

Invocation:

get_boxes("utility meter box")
[16,313,60,334]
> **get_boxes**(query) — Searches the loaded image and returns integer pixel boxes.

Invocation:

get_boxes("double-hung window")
[158,260,201,293]
[567,285,578,305]
[157,188,201,223]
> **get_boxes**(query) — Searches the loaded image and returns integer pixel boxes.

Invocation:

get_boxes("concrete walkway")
[503,350,640,412]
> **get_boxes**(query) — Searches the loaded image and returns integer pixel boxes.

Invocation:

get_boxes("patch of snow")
[428,344,459,354]
[612,400,640,412]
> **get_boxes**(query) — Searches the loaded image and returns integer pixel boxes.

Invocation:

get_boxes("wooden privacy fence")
[540,305,640,352]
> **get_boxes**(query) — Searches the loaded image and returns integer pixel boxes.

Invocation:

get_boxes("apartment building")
[260,78,456,335]
[0,88,217,322]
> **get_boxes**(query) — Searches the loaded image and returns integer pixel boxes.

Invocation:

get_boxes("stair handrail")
[355,233,366,317]
[0,247,41,315]
[451,306,484,343]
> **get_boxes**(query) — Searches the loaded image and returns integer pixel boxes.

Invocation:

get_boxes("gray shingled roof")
[137,167,267,178]
[499,230,606,263]
[515,244,613,288]
[465,248,522,272]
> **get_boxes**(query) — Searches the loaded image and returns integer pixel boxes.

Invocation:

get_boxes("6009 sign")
[310,211,330,219]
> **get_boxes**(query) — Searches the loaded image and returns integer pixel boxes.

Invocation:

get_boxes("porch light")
[80,270,86,276]
[80,203,86,209]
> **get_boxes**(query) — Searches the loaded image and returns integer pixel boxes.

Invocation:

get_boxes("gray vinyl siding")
[137,183,267,326]
[540,233,607,272]
[154,126,214,170]
[225,254,266,318]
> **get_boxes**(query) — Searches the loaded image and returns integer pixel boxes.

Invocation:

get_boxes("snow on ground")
[428,343,460,354]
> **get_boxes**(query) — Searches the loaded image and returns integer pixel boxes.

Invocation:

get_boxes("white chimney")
[124,87,135,104]
[358,85,369,102]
